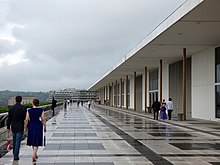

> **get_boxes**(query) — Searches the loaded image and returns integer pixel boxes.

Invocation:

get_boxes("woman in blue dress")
[25,99,46,162]
[161,99,167,120]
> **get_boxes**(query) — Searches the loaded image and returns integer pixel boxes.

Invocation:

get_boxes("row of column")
[99,48,187,120]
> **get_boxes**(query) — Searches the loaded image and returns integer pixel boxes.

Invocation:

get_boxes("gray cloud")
[0,0,185,91]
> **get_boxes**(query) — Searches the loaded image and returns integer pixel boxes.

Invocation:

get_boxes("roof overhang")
[89,0,220,91]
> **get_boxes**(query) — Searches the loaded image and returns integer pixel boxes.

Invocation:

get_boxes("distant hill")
[0,90,49,106]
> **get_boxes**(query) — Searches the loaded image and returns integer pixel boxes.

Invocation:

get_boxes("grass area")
[0,102,52,113]
[23,102,51,108]
[0,106,8,113]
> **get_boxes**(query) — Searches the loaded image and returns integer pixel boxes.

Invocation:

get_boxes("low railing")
[0,113,8,129]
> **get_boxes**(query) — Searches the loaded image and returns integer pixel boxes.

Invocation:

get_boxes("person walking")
[152,98,160,120]
[7,96,27,161]
[88,100,91,109]
[161,99,167,120]
[167,98,174,120]
[25,99,46,162]
[51,97,57,117]
[64,99,67,112]
[81,100,84,106]
[51,97,57,123]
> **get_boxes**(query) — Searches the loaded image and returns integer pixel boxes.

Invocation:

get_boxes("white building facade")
[89,0,220,121]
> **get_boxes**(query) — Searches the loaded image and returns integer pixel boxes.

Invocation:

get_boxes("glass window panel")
[127,80,130,107]
[216,47,220,83]
[149,69,158,91]
[216,85,220,118]
[122,82,124,106]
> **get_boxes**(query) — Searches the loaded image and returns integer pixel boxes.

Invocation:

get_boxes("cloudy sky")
[0,0,185,92]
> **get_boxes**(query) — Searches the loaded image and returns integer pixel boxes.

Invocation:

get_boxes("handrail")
[0,102,63,129]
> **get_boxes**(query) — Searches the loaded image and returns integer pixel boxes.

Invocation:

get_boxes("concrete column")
[160,59,162,104]
[99,88,101,103]
[115,80,117,107]
[126,75,128,110]
[183,48,187,120]
[103,86,105,105]
[145,67,147,113]
[134,72,136,112]
[120,78,122,109]
[105,85,109,101]
[108,84,111,106]
[112,82,114,107]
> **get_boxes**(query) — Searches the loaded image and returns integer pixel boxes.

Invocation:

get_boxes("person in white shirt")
[88,100,91,109]
[167,98,174,120]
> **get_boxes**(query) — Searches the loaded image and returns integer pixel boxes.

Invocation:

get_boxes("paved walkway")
[1,104,220,165]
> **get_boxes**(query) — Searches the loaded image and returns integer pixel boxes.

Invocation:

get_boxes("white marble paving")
[1,104,220,165]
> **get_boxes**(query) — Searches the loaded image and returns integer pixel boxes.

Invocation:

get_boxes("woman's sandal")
[32,156,37,162]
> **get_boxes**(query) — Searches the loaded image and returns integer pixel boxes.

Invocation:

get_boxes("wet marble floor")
[1,104,220,165]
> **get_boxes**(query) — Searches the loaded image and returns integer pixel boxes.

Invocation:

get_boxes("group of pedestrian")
[152,98,173,120]
[77,100,92,109]
[7,96,47,162]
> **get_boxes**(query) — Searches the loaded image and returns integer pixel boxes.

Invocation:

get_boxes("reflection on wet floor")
[171,143,220,150]
[148,132,195,137]
[52,133,97,137]
[57,126,93,129]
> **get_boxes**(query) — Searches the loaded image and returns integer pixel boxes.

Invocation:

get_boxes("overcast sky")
[0,0,185,92]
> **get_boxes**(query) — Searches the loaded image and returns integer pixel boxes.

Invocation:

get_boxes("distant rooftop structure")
[49,88,98,101]
[8,96,36,106]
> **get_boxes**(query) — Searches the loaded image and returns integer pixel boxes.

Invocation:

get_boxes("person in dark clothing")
[64,99,67,111]
[25,99,46,162]
[152,98,161,120]
[51,97,57,117]
[7,96,27,161]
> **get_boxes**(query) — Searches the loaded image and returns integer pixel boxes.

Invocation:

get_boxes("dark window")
[127,80,130,107]
[149,69,158,91]
[117,83,120,106]
[215,47,220,83]
[216,86,220,118]
[122,82,124,106]
[114,84,117,106]
[216,47,220,118]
